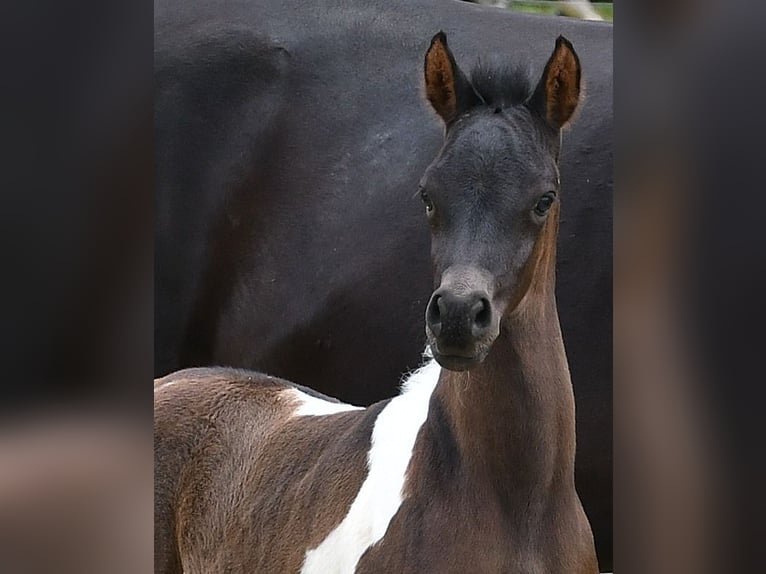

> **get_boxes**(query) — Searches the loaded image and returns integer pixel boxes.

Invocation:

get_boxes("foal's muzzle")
[425,268,498,371]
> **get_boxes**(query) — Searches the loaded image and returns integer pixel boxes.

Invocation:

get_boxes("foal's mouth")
[429,342,491,372]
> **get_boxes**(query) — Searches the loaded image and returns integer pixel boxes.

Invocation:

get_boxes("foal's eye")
[420,190,434,214]
[533,191,557,216]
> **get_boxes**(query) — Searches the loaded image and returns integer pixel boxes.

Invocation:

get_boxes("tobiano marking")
[288,388,363,417]
[300,355,441,574]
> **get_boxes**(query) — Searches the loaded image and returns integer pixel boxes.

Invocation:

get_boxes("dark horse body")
[155,0,612,567]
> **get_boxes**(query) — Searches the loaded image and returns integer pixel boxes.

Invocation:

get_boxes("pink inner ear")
[545,46,580,128]
[425,42,457,122]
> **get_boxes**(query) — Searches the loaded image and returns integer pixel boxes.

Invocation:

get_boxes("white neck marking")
[300,353,441,574]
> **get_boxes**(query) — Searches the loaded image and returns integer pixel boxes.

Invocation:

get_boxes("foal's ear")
[529,36,581,130]
[424,31,482,125]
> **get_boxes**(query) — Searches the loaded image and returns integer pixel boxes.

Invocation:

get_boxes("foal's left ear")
[529,36,581,130]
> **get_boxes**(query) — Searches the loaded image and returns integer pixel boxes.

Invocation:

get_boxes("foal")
[155,33,597,574]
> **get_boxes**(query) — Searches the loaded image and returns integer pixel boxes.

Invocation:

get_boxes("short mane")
[469,62,533,109]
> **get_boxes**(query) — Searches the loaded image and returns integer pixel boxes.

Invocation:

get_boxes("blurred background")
[466,0,613,21]
[3,0,766,573]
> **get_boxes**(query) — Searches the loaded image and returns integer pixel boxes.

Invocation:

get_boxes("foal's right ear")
[424,31,482,125]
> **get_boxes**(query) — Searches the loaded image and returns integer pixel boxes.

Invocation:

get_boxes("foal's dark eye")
[420,190,434,214]
[533,192,557,216]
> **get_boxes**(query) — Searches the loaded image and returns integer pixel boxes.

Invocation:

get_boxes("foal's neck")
[431,222,575,503]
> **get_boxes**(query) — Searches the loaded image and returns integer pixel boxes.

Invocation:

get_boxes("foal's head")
[420,33,581,371]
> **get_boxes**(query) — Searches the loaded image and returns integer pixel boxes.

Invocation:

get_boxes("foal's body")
[155,299,594,573]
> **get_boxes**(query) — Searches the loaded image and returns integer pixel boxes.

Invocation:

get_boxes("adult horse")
[155,33,598,573]
[154,0,612,568]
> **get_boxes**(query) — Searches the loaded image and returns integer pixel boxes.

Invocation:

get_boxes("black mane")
[469,62,534,109]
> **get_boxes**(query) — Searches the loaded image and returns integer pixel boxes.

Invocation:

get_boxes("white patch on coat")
[287,388,363,417]
[300,352,441,574]
[154,379,175,391]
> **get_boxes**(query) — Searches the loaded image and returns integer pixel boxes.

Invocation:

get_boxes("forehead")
[429,109,554,187]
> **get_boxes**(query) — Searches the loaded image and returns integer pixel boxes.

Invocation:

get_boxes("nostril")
[437,295,448,317]
[471,297,491,332]
[427,294,443,336]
